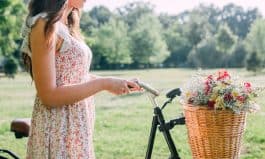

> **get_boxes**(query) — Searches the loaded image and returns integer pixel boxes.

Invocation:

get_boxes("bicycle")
[0,81,185,159]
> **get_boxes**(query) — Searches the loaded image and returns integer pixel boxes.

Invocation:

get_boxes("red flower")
[236,96,245,102]
[207,101,215,109]
[224,93,233,101]
[217,69,231,81]
[204,75,213,95]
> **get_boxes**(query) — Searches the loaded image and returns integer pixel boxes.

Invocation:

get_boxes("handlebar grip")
[136,81,160,96]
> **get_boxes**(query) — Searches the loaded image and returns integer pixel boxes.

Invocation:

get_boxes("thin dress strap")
[55,22,72,53]
[20,13,72,56]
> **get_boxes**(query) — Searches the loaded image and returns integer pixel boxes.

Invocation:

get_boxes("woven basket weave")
[184,104,247,159]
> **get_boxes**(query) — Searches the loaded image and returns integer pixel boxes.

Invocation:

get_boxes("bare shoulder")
[30,18,63,51]
[30,18,48,39]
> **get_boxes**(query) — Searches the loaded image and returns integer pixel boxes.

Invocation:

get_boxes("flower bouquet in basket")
[180,69,262,159]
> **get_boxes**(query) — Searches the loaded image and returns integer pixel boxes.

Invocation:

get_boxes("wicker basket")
[183,104,247,159]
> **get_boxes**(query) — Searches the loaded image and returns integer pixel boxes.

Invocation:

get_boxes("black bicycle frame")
[0,149,19,159]
[145,106,181,159]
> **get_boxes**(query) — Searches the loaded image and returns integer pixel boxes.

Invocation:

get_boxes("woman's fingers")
[126,80,141,91]
[130,78,139,83]
[107,77,143,95]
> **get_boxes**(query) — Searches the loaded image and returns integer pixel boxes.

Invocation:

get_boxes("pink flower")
[207,75,213,80]
[204,85,211,95]
[244,82,252,93]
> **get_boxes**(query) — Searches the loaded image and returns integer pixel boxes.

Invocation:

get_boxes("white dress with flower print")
[23,13,96,159]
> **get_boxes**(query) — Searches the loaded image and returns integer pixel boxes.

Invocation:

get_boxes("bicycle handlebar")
[136,81,160,96]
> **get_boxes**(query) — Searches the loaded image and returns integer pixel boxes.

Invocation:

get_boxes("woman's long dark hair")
[22,0,81,80]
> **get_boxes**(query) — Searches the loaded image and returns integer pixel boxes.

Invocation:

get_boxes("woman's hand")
[127,78,143,92]
[103,77,141,95]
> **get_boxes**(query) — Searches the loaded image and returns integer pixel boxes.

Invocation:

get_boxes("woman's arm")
[30,19,106,107]
[30,19,140,108]
[88,73,101,80]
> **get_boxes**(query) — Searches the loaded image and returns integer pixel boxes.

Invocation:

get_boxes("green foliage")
[0,0,10,11]
[0,0,26,76]
[192,4,221,32]
[118,1,154,30]
[80,11,96,36]
[187,37,223,68]
[84,37,105,69]
[92,18,132,65]
[0,0,27,56]
[228,41,248,67]
[1,1,264,71]
[163,22,192,67]
[81,7,112,36]
[158,13,178,30]
[89,6,112,27]
[182,11,212,47]
[3,56,18,78]
[129,14,169,65]
[246,52,262,72]
[215,24,237,54]
[245,19,265,63]
[221,4,261,38]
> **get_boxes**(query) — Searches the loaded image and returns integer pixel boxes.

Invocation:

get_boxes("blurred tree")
[191,4,221,34]
[92,18,132,69]
[163,21,192,67]
[0,0,26,75]
[221,3,261,38]
[178,3,260,39]
[215,24,237,53]
[89,6,112,27]
[228,41,248,67]
[246,52,262,72]
[83,35,110,70]
[187,37,223,68]
[80,11,96,36]
[3,56,18,78]
[129,14,169,67]
[245,18,265,66]
[215,24,237,67]
[82,2,263,69]
[0,0,26,56]
[182,11,212,49]
[117,1,154,30]
[158,13,178,30]
[181,10,213,68]
[81,6,112,36]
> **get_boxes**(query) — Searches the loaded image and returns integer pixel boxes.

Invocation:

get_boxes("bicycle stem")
[147,93,159,108]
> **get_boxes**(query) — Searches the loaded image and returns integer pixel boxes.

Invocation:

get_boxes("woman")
[21,0,141,158]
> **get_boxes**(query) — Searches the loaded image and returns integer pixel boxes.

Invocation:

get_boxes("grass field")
[0,69,265,159]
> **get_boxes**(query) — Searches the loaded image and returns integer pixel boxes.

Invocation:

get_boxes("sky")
[84,0,265,16]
